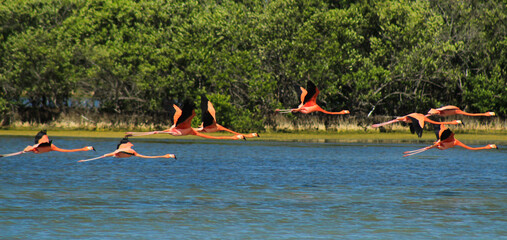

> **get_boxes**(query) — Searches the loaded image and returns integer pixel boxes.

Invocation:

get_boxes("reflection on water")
[0,136,505,239]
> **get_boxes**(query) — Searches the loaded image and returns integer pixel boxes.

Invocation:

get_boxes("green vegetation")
[0,0,505,131]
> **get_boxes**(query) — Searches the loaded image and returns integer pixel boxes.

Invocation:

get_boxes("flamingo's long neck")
[51,146,93,152]
[456,110,495,116]
[455,140,496,150]
[193,131,243,140]
[318,109,348,115]
[307,104,349,115]
[217,124,241,135]
[217,125,258,138]
[425,118,461,125]
[135,154,176,159]
[244,133,259,138]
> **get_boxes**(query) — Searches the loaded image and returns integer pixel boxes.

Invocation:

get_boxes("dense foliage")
[1,0,505,130]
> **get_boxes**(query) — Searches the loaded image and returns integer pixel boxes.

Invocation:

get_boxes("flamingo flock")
[403,124,498,157]
[125,99,246,140]
[0,130,95,157]
[0,82,500,160]
[370,105,497,156]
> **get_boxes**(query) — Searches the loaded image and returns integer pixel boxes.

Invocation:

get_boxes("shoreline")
[1,129,505,145]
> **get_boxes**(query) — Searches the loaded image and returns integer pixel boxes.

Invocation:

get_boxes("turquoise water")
[0,136,505,239]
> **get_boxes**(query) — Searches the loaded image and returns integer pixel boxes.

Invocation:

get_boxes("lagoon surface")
[0,136,505,239]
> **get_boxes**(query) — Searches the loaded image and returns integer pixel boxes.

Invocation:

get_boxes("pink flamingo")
[371,113,463,138]
[0,130,95,158]
[126,99,245,140]
[426,105,495,117]
[276,81,350,115]
[78,137,176,162]
[195,95,259,138]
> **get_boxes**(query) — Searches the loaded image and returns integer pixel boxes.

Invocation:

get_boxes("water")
[0,136,505,239]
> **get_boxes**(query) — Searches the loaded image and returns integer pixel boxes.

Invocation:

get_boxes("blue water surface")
[0,136,505,239]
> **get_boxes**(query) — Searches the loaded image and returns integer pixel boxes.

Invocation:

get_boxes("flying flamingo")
[195,95,259,138]
[403,125,498,157]
[276,81,350,115]
[426,105,495,117]
[77,137,176,162]
[371,113,463,138]
[125,99,246,140]
[0,130,95,158]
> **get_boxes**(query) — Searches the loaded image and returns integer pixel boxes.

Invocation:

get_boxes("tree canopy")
[1,0,505,129]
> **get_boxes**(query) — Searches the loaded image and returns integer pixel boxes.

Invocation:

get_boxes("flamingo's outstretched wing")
[432,124,453,141]
[34,130,48,144]
[116,137,130,149]
[201,95,216,128]
[437,105,460,111]
[171,103,182,126]
[439,128,454,141]
[407,116,423,138]
[303,81,319,104]
[294,84,307,105]
[175,99,196,128]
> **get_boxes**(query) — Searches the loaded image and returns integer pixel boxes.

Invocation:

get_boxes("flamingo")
[77,137,176,162]
[276,81,350,115]
[426,105,495,117]
[126,99,246,140]
[371,113,463,138]
[403,125,498,157]
[0,130,95,158]
[195,95,259,138]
